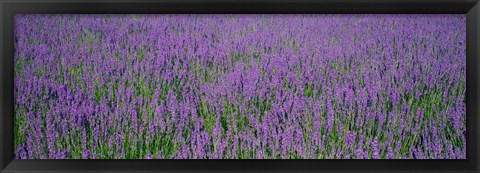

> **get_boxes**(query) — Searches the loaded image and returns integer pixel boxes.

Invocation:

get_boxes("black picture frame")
[1,0,479,173]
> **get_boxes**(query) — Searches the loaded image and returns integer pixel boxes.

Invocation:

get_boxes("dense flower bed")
[14,14,466,159]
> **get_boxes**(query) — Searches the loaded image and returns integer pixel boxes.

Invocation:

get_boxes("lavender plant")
[13,14,466,159]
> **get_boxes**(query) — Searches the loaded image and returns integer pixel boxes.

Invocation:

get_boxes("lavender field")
[14,14,466,159]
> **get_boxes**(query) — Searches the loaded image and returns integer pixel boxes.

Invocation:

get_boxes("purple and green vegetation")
[14,14,466,159]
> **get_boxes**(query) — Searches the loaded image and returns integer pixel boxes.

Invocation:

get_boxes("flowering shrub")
[14,14,466,159]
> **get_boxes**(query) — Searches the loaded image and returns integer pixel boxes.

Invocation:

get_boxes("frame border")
[1,0,479,173]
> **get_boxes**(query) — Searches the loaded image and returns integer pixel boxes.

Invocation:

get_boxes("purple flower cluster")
[13,14,466,159]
